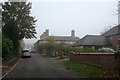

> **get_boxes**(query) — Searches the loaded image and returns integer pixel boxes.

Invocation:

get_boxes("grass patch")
[63,60,103,78]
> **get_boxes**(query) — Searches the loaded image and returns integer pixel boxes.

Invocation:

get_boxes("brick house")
[102,25,120,50]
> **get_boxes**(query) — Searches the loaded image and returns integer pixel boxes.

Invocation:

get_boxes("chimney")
[40,34,43,39]
[71,30,75,38]
[45,29,49,37]
[43,32,46,38]
[40,29,49,39]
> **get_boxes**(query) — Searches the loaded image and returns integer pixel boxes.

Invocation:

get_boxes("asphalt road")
[4,53,80,78]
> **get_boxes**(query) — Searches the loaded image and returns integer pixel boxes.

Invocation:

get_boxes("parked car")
[98,48,115,53]
[22,49,31,58]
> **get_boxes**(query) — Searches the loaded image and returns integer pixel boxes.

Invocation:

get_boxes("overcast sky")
[23,0,118,46]
[2,0,118,48]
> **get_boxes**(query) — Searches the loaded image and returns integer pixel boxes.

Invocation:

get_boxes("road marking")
[0,58,21,79]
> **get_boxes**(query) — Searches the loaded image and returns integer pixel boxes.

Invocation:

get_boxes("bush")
[0,31,2,58]
[38,41,97,58]
[2,36,13,62]
[71,47,97,53]
[38,43,56,56]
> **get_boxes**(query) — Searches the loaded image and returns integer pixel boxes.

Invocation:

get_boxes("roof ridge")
[102,25,118,36]
[51,36,80,38]
[85,35,101,37]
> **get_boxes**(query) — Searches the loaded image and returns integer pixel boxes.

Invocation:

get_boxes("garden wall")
[69,53,120,69]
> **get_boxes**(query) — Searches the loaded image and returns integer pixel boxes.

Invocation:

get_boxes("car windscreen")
[22,50,29,53]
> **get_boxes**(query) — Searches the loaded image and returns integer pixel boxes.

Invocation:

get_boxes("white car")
[98,48,114,53]
[22,49,31,58]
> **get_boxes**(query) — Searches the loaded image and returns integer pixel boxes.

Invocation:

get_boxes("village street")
[3,53,80,78]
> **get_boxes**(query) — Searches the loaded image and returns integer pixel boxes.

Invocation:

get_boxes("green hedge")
[38,43,97,57]
[71,47,97,53]
[2,36,13,62]
[0,31,2,58]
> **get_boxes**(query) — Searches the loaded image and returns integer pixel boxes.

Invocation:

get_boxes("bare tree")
[100,26,114,35]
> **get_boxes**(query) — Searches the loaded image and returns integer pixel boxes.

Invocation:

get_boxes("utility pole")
[118,1,120,25]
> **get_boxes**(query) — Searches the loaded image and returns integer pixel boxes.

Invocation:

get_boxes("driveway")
[4,53,80,78]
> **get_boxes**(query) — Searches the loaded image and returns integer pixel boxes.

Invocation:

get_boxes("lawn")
[63,60,103,78]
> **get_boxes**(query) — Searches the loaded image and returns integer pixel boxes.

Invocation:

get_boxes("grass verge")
[63,60,103,78]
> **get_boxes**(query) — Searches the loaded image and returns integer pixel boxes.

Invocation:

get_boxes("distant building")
[74,25,120,50]
[34,29,80,52]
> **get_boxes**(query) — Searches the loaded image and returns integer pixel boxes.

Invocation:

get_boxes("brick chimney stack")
[40,29,49,39]
[71,30,75,38]
[45,29,49,37]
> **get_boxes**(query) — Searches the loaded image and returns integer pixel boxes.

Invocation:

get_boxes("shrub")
[2,36,13,62]
[38,43,56,56]
[38,42,97,57]
[71,47,97,53]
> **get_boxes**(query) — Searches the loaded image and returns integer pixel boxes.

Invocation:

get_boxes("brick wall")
[111,36,118,46]
[69,53,120,69]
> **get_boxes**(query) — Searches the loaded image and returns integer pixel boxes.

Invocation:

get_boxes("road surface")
[4,53,80,78]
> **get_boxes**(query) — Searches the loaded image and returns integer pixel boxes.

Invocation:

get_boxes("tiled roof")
[74,25,120,46]
[102,25,120,36]
[41,36,80,41]
[74,35,110,46]
[52,36,80,41]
